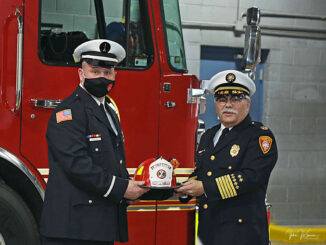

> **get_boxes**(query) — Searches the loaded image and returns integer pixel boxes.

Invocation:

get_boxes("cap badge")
[230,144,240,157]
[100,42,111,53]
[259,136,272,154]
[226,73,236,82]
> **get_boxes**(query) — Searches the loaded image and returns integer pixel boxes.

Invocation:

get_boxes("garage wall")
[180,0,326,225]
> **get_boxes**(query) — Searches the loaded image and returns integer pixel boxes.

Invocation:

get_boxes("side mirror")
[242,7,261,73]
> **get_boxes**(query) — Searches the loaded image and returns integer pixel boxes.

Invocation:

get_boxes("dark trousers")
[42,236,114,245]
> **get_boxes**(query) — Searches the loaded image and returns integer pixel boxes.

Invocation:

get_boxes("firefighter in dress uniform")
[176,70,278,245]
[40,39,148,245]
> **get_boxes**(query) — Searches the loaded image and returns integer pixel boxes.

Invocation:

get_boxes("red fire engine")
[0,0,203,244]
[1,0,262,244]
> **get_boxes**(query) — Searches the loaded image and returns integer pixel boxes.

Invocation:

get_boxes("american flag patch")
[56,109,72,123]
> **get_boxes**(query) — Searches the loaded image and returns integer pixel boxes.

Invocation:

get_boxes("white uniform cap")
[73,39,126,67]
[207,70,256,97]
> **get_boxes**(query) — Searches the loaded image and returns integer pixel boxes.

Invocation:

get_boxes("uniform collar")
[79,83,105,106]
[232,114,252,132]
[209,114,252,153]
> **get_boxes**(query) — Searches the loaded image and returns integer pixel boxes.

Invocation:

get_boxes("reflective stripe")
[128,168,136,174]
[38,168,49,175]
[127,167,195,175]
[177,177,189,183]
[104,176,116,197]
[127,203,196,212]
[174,168,195,174]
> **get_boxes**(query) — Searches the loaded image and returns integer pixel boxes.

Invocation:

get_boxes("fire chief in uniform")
[40,40,148,245]
[176,70,278,245]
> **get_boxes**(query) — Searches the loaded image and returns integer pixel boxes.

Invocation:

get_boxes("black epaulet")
[54,91,80,112]
[250,121,270,131]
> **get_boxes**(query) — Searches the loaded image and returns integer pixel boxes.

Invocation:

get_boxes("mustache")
[221,108,238,114]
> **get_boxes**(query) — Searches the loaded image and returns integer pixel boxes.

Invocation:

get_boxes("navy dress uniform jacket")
[40,86,130,242]
[190,115,277,245]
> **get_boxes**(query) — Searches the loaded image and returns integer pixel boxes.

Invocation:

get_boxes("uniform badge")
[100,41,111,53]
[56,109,72,123]
[226,73,236,82]
[86,134,102,141]
[259,136,272,154]
[230,144,240,157]
[261,126,269,130]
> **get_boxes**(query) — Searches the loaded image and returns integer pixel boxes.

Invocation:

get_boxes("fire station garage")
[180,0,326,244]
[0,0,325,245]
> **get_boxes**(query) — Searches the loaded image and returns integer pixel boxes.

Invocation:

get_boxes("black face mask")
[84,77,115,98]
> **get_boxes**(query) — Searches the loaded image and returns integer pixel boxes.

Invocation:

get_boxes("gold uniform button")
[207,171,212,176]
[239,178,243,182]
[120,160,123,164]
[210,155,215,161]
[238,174,242,178]
[89,200,93,204]
[228,166,232,170]
[203,204,208,209]
[95,148,99,152]
[238,218,243,223]
[236,186,239,189]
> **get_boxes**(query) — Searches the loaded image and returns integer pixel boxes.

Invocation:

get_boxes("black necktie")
[219,128,229,142]
[100,103,120,136]
[99,104,106,115]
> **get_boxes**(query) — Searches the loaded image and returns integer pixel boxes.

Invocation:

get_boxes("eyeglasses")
[215,95,246,105]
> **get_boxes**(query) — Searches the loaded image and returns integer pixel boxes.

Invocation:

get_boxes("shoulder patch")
[259,136,272,154]
[56,109,72,123]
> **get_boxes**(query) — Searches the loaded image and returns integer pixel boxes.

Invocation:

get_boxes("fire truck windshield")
[161,0,187,71]
[39,0,154,68]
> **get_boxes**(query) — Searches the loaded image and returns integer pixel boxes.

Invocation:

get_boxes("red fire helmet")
[134,157,178,189]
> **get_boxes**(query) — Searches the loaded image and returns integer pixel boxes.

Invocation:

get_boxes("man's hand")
[176,180,205,197]
[124,180,149,200]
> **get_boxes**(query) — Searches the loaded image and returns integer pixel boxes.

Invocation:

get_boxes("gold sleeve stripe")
[188,176,198,181]
[216,177,227,199]
[225,175,237,197]
[218,177,228,199]
[222,175,234,198]
[220,176,232,198]
[218,176,230,198]
[215,86,250,95]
